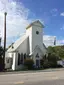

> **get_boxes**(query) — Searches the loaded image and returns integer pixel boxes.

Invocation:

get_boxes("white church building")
[5,20,47,70]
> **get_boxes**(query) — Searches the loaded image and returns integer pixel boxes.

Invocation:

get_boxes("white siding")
[26,27,32,54]
[16,36,29,54]
[12,53,17,70]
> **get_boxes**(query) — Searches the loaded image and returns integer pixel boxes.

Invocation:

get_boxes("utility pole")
[3,12,7,70]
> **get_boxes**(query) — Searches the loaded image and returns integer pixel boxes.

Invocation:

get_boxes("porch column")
[12,52,17,70]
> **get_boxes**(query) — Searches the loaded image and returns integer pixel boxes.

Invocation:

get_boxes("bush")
[57,64,63,68]
[48,53,59,61]
[48,61,57,68]
[0,46,4,57]
[47,53,58,68]
[40,53,58,68]
[43,60,50,68]
[0,57,4,71]
[40,59,44,66]
[24,59,34,70]
[42,61,57,68]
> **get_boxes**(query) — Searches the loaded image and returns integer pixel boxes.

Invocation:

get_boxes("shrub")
[40,59,44,66]
[48,61,57,68]
[47,53,58,68]
[0,57,4,71]
[24,59,34,70]
[57,64,63,68]
[40,53,58,68]
[43,60,50,68]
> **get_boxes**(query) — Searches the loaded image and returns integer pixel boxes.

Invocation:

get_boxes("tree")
[48,45,64,59]
[40,45,64,68]
[47,53,59,67]
[0,46,4,57]
[47,45,64,67]
[0,46,4,71]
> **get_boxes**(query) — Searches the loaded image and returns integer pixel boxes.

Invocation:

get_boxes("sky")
[0,0,64,46]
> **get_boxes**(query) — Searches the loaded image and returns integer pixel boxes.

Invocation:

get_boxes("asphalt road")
[0,69,64,85]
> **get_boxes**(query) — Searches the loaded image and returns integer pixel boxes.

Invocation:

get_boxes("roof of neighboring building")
[26,20,44,29]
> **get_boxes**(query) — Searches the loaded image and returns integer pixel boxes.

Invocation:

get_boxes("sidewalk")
[0,68,64,75]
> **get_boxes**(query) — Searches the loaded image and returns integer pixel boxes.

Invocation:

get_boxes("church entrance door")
[36,60,40,68]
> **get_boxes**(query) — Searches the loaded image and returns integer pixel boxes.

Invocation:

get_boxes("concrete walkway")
[0,68,64,75]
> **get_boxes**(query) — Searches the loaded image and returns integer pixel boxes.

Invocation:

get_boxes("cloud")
[60,12,64,16]
[60,40,64,43]
[50,8,58,16]
[56,40,64,46]
[0,0,31,46]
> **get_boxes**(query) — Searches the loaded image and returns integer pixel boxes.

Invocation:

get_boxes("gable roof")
[43,43,47,50]
[26,20,44,29]
[29,45,43,56]
[7,34,28,52]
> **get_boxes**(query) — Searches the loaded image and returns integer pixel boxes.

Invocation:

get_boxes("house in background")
[43,35,56,47]
[5,20,47,70]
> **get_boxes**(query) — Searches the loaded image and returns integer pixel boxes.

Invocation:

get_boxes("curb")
[0,68,64,75]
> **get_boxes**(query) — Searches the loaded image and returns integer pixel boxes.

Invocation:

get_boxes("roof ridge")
[26,20,44,29]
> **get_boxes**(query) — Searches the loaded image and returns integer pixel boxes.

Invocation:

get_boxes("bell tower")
[26,20,44,54]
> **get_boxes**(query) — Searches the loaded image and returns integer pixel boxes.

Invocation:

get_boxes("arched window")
[44,55,46,60]
[36,53,39,58]
[18,53,20,65]
[27,55,29,58]
[24,53,26,60]
[21,53,23,64]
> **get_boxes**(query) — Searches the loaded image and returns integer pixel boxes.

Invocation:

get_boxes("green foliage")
[0,46,4,71]
[0,57,4,71]
[48,53,59,62]
[40,50,59,68]
[40,59,44,66]
[47,52,59,68]
[40,45,64,69]
[40,55,47,66]
[0,46,4,57]
[48,45,64,59]
[24,59,34,70]
[47,45,64,68]
[41,54,58,68]
[43,60,50,68]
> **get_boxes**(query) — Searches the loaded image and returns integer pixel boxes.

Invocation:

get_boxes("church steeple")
[26,20,44,54]
[26,20,44,30]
